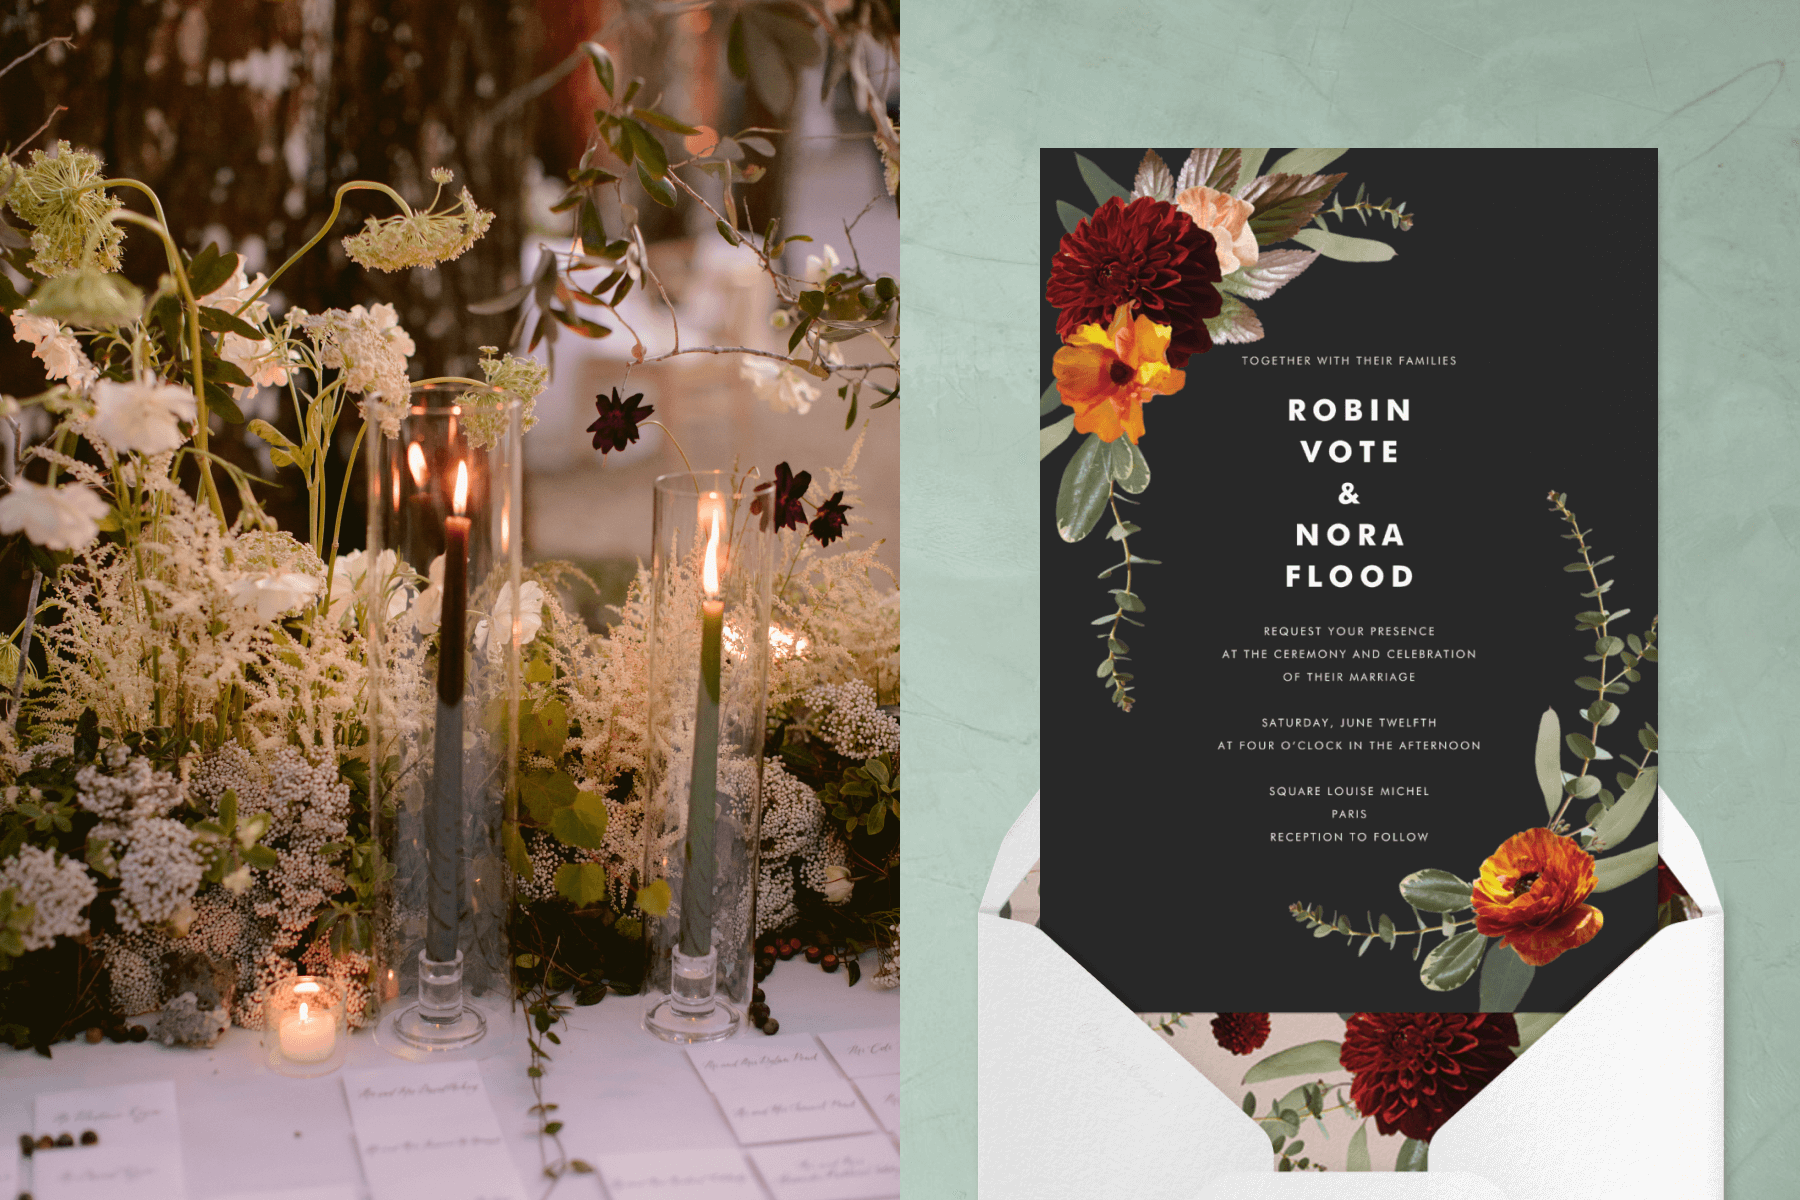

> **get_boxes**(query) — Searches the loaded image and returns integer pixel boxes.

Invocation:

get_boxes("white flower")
[803,243,841,287]
[227,568,321,621]
[326,547,407,625]
[9,310,99,392]
[822,864,854,904]
[305,304,417,436]
[199,256,295,396]
[412,554,446,631]
[0,479,108,551]
[89,375,198,455]
[740,357,819,415]
[474,580,545,658]
[0,844,97,950]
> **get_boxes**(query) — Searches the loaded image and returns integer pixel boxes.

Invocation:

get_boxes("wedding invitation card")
[1039,148,1660,1014]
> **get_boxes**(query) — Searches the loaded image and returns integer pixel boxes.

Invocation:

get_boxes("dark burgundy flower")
[1210,1012,1271,1056]
[1045,195,1222,369]
[809,490,850,546]
[1340,1012,1519,1142]
[751,462,811,531]
[587,387,653,454]
[1656,859,1688,906]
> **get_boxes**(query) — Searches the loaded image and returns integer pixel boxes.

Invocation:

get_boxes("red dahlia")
[1656,859,1688,905]
[1210,1012,1271,1056]
[1340,1012,1519,1142]
[1046,196,1223,369]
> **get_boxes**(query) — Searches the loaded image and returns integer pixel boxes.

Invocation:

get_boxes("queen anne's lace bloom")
[340,174,495,272]
[10,311,99,391]
[0,479,108,551]
[3,142,124,277]
[115,816,205,934]
[467,345,547,449]
[89,375,197,455]
[0,844,98,950]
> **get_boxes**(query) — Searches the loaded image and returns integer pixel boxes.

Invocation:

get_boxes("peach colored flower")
[1051,304,1186,444]
[1176,185,1259,275]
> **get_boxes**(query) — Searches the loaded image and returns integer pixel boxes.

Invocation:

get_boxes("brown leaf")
[1206,295,1265,345]
[1225,249,1321,300]
[1132,150,1174,202]
[1241,172,1347,245]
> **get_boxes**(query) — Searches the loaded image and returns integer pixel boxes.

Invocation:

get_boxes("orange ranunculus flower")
[1471,827,1603,967]
[1051,303,1187,444]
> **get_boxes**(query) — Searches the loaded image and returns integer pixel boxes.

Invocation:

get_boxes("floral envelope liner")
[1001,859,1699,1172]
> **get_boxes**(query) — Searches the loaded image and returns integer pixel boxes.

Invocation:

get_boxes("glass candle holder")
[264,977,347,1076]
[641,470,773,1042]
[365,383,523,1055]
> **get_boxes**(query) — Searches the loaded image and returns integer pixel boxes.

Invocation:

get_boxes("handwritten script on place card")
[593,1147,764,1200]
[712,1075,878,1145]
[749,1135,900,1200]
[342,1062,526,1200]
[817,1028,898,1079]
[31,1082,187,1200]
[686,1035,836,1092]
[851,1075,899,1136]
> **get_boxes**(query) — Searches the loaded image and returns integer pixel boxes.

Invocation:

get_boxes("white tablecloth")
[0,958,898,1199]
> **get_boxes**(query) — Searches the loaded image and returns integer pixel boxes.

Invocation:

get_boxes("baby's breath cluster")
[2,141,124,277]
[803,680,900,760]
[0,845,98,951]
[340,171,494,272]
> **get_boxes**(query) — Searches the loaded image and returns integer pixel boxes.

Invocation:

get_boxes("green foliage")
[550,791,610,850]
[1420,930,1486,992]
[821,754,898,836]
[554,863,609,908]
[1477,940,1535,1012]
[1241,1040,1346,1084]
[1397,868,1474,913]
[1395,1138,1429,1171]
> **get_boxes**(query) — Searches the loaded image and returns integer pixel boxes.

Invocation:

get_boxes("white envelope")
[979,789,1722,1198]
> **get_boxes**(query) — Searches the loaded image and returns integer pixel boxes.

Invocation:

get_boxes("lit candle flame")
[298,1001,310,1023]
[701,493,723,598]
[407,442,428,489]
[453,461,469,516]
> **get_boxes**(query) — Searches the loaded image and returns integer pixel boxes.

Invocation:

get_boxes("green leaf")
[1039,414,1074,461]
[1040,382,1062,416]
[1398,868,1474,913]
[1534,707,1561,818]
[1477,941,1535,1012]
[1074,153,1130,207]
[1377,913,1396,947]
[1055,433,1111,543]
[550,791,610,850]
[1111,438,1150,494]
[521,769,579,824]
[1420,930,1486,992]
[1592,766,1656,848]
[1346,1122,1370,1172]
[1395,1138,1429,1172]
[1235,149,1269,188]
[1267,148,1347,176]
[622,119,669,178]
[1110,590,1144,612]
[197,304,264,340]
[523,699,569,758]
[633,107,701,136]
[1514,1011,1564,1054]
[636,878,672,917]
[1241,1039,1344,1084]
[1290,228,1396,262]
[554,862,608,908]
[1565,731,1597,760]
[1242,1092,1256,1117]
[637,161,677,207]
[1593,840,1659,892]
[504,823,532,877]
[1056,200,1088,235]
[1566,774,1601,800]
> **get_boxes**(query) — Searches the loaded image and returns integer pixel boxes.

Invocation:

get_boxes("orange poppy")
[1051,303,1186,444]
[1471,827,1603,967]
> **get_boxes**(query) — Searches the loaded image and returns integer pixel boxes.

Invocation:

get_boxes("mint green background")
[901,3,1800,1196]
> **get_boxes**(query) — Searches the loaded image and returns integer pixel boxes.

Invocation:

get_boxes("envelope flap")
[1657,788,1719,913]
[980,791,1040,913]
[1196,1173,1507,1199]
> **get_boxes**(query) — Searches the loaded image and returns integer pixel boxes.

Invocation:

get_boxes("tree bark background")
[2,0,542,543]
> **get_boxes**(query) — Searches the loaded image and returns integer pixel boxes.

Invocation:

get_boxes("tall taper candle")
[678,495,726,958]
[428,460,470,964]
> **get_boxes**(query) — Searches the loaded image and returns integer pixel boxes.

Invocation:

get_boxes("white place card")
[748,1135,900,1200]
[816,1028,898,1079]
[686,1035,837,1093]
[342,1061,527,1200]
[594,1147,764,1200]
[0,1149,16,1200]
[850,1075,899,1136]
[712,1075,878,1145]
[31,1081,187,1200]
[212,1188,360,1200]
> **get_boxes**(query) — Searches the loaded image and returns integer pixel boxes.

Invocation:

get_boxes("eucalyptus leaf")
[1041,382,1062,416]
[1534,707,1561,818]
[1241,1039,1344,1084]
[1113,439,1150,494]
[1592,766,1656,848]
[1056,200,1088,235]
[1592,840,1659,892]
[1075,153,1131,207]
[1346,1122,1371,1172]
[1040,414,1074,461]
[1398,868,1474,913]
[1267,148,1348,176]
[1420,930,1486,992]
[1514,1011,1564,1054]
[1477,941,1535,1012]
[1395,1138,1429,1171]
[1291,228,1396,262]
[1054,433,1111,542]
